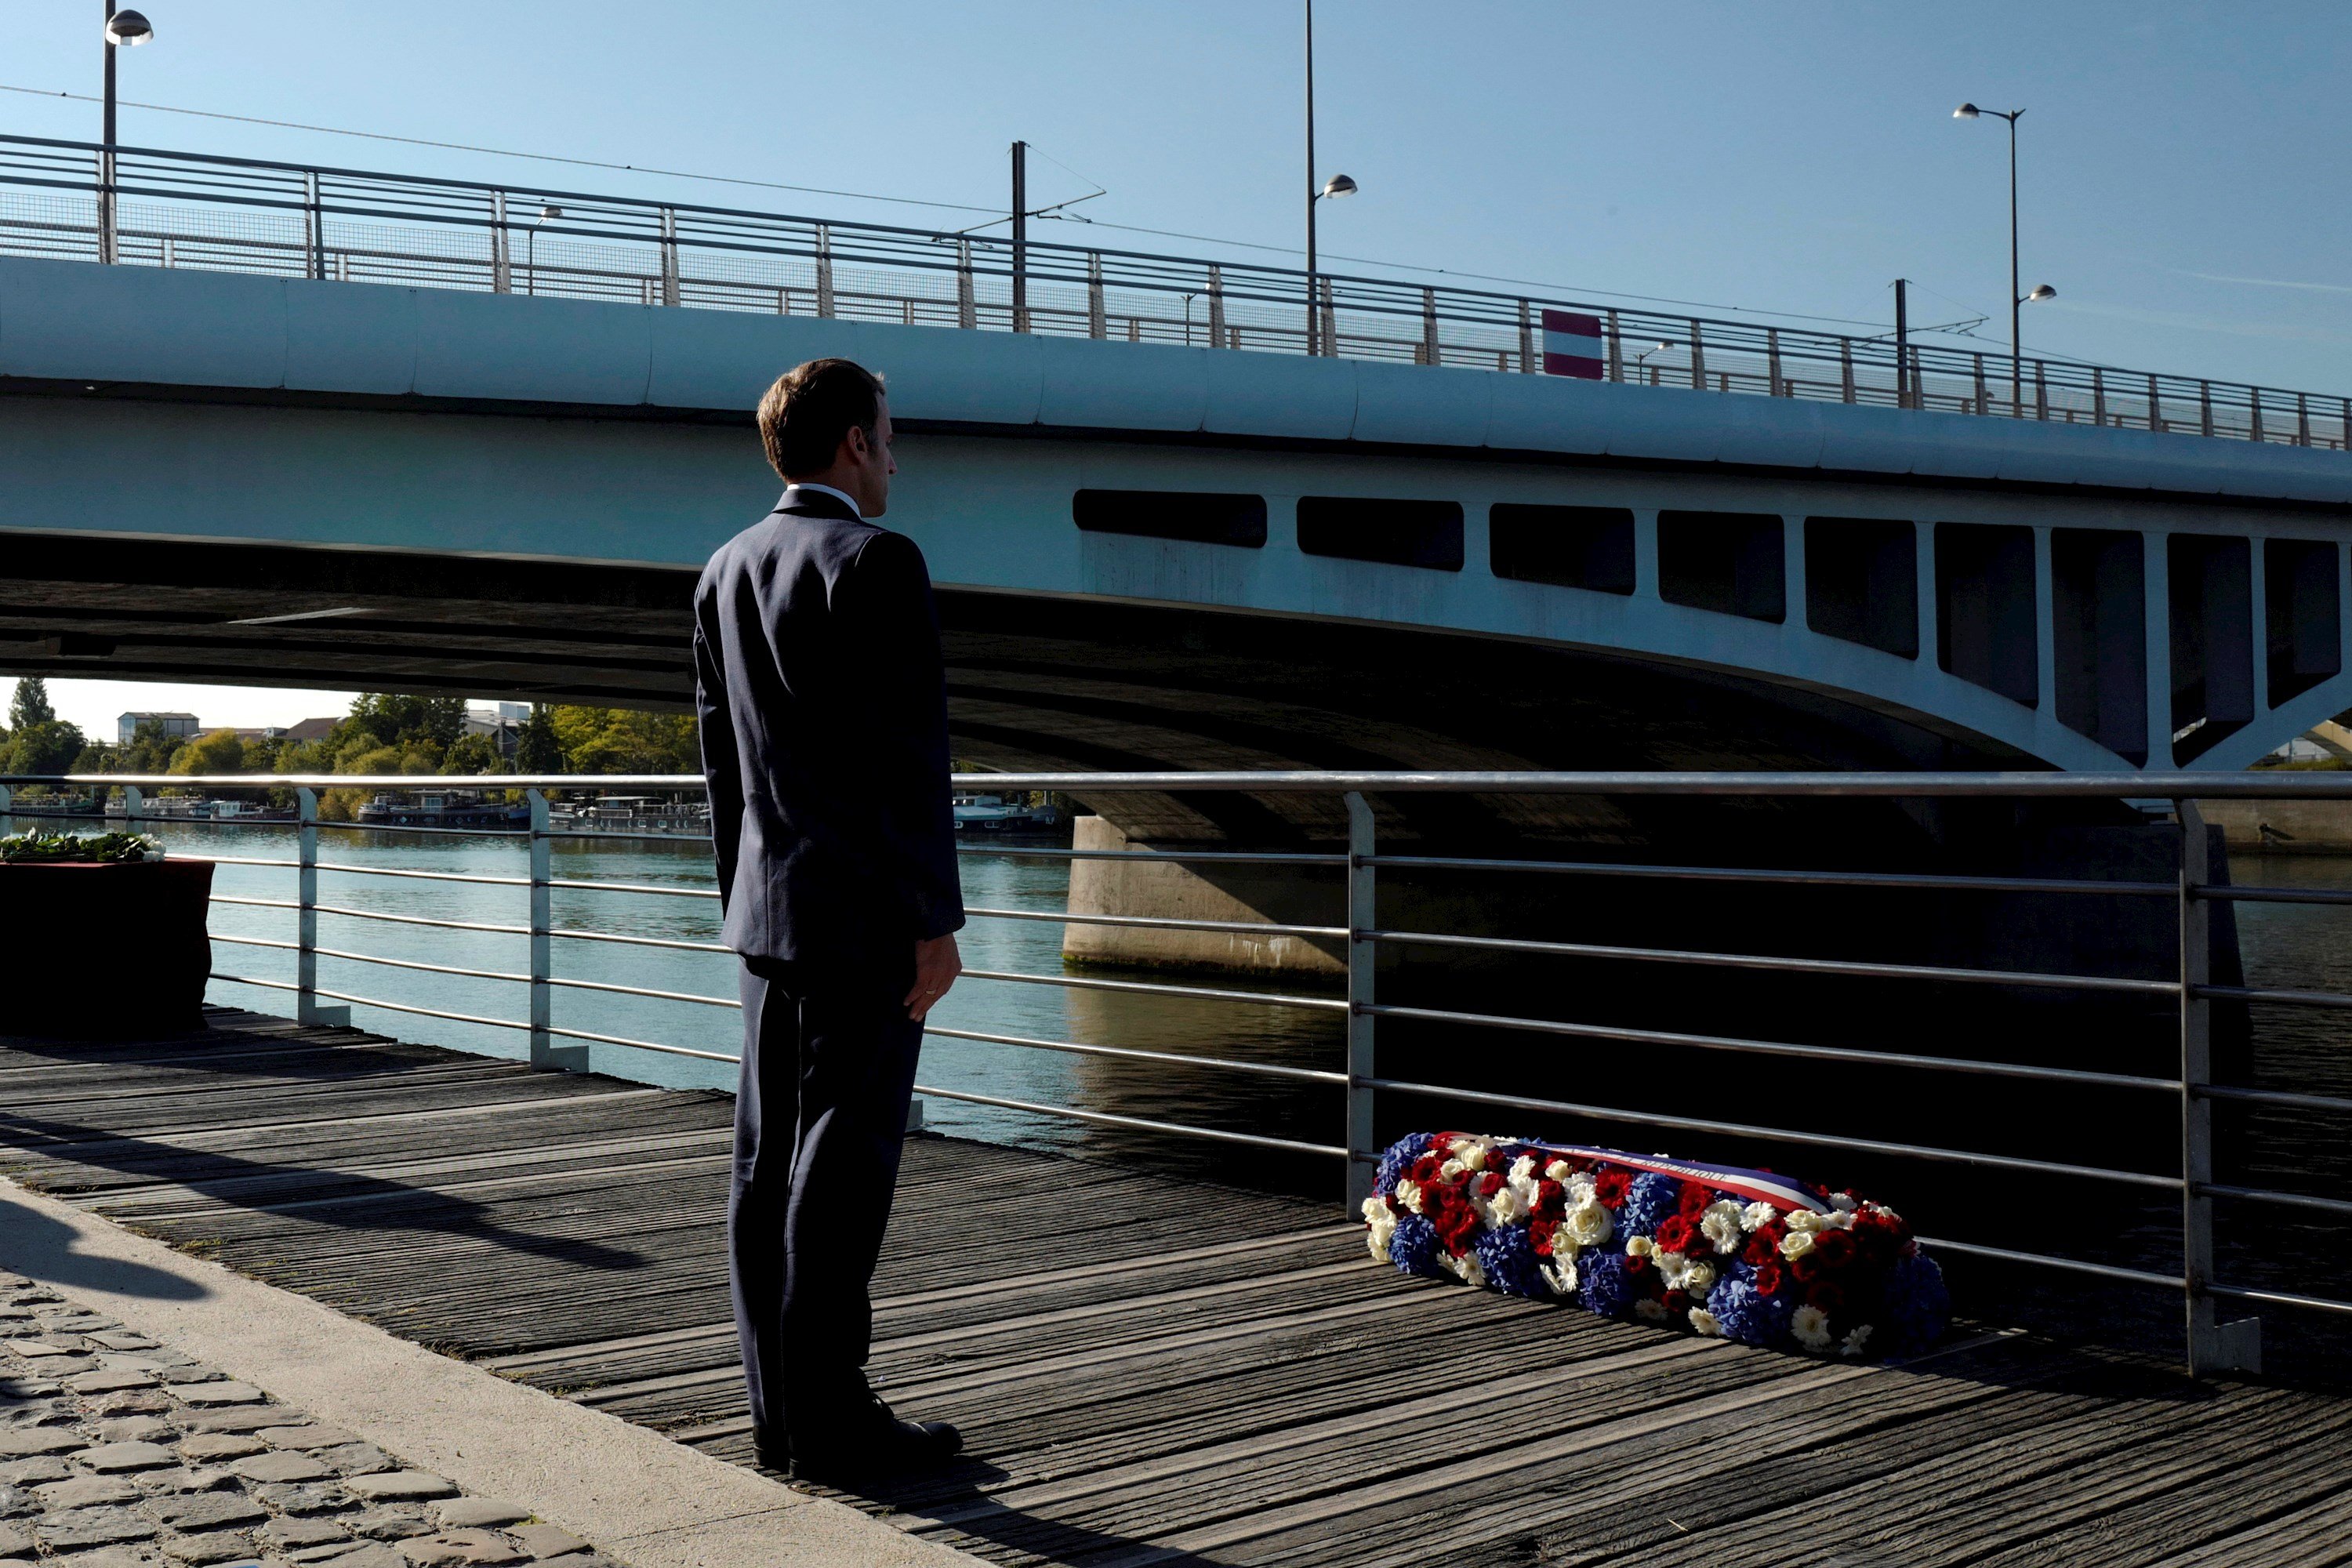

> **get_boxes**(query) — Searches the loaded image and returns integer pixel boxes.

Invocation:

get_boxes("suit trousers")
[729,951,923,1446]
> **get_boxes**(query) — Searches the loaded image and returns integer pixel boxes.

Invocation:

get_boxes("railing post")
[659,207,681,307]
[815,224,835,319]
[0,784,11,815]
[1606,309,1622,383]
[1344,791,1377,1214]
[1517,299,1534,374]
[490,191,510,294]
[1766,327,1783,397]
[2201,380,2216,438]
[2148,372,2164,434]
[296,786,320,1023]
[2250,387,2265,443]
[2092,365,2107,426]
[123,784,142,827]
[2035,360,2049,420]
[1319,276,1338,358]
[1421,287,1439,367]
[528,787,554,1068]
[1840,336,1855,404]
[2178,801,2259,1377]
[1973,351,1988,415]
[96,147,116,265]
[956,238,976,329]
[1087,252,1106,339]
[303,172,324,282]
[1207,264,1226,347]
[2296,391,2311,447]
[1688,319,1706,390]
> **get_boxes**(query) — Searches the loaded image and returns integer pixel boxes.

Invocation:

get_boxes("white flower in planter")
[1791,1305,1834,1350]
[1690,1308,1725,1337]
[1700,1200,1748,1251]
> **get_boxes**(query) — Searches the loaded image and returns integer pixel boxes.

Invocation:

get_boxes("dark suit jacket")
[694,488,964,966]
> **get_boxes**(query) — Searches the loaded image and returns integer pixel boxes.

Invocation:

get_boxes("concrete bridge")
[3,247,2350,845]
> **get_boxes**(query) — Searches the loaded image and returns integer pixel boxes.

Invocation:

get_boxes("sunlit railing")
[2,132,2345,448]
[9,766,2352,1376]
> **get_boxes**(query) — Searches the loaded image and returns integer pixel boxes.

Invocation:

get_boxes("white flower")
[1450,1138,1493,1172]
[1396,1179,1425,1215]
[1566,1174,1599,1207]
[1439,1159,1468,1182]
[1625,1234,1653,1258]
[1361,1198,1398,1263]
[1842,1324,1875,1358]
[1786,1209,1831,1234]
[1544,1160,1574,1182]
[1690,1307,1724,1338]
[1509,1155,1540,1186]
[1682,1260,1717,1296]
[1563,1200,1613,1248]
[1539,1254,1580,1296]
[1740,1200,1778,1232]
[1359,1196,1388,1224]
[1654,1250,1690,1290]
[1831,1192,1858,1213]
[1635,1298,1671,1322]
[1779,1229,1816,1260]
[1791,1305,1834,1350]
[1700,1200,1748,1251]
[1483,1185,1523,1229]
[1443,1251,1486,1289]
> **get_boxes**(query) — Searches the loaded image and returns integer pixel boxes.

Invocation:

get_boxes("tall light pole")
[1303,0,1356,357]
[1955,103,2054,416]
[100,4,154,266]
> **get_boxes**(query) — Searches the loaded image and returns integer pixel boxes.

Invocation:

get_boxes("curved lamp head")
[2025,284,2056,303]
[538,205,564,221]
[1953,102,1980,120]
[105,9,154,45]
[1319,173,1358,199]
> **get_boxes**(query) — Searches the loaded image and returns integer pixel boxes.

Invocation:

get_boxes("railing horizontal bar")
[2198,1181,2352,1217]
[539,1023,739,1064]
[305,985,524,1033]
[548,927,732,955]
[959,967,1349,1012]
[210,933,297,951]
[1364,928,2176,996]
[208,895,300,912]
[179,854,300,869]
[2205,1281,2352,1316]
[1361,1076,2183,1189]
[1367,853,2174,898]
[963,905,1348,941]
[315,821,530,838]
[545,975,739,1008]
[545,877,720,900]
[543,829,714,844]
[1911,1235,2186,1290]
[312,946,528,985]
[1358,1002,2181,1091]
[921,1025,1349,1084]
[2192,883,2352,906]
[2196,1083,2352,1115]
[908,1081,1349,1158]
[315,860,532,887]
[207,971,299,993]
[956,845,1348,866]
[310,904,531,937]
[2194,983,2352,1011]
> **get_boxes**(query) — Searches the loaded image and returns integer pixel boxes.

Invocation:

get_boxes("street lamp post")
[1954,103,2055,416]
[1303,1,1356,356]
[525,205,561,296]
[100,4,154,266]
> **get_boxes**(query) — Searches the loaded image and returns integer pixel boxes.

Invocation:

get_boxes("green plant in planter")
[0,831,162,865]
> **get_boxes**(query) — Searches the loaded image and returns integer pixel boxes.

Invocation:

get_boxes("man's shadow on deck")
[0,1101,644,1275]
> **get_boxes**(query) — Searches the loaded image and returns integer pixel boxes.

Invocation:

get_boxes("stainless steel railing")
[1,131,2344,448]
[8,766,2352,1377]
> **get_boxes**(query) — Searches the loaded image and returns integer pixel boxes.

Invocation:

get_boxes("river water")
[1,815,1346,1188]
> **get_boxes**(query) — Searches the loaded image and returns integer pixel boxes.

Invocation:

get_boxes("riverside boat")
[356,789,531,830]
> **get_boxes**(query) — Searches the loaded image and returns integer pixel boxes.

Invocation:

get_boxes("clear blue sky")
[2,2,2347,737]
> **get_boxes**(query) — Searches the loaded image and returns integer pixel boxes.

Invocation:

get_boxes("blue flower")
[1619,1172,1682,1237]
[1373,1134,1435,1198]
[1475,1225,1546,1300]
[1709,1279,1792,1347]
[1880,1251,1951,1354]
[1578,1250,1636,1319]
[1388,1214,1443,1279]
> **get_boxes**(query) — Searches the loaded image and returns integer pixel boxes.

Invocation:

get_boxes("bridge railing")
[7,768,2352,1373]
[0,132,2343,449]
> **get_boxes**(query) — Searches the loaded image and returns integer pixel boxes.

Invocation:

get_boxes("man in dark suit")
[694,357,966,1482]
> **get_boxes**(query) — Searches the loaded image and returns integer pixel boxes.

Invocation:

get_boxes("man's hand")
[906,932,962,1021]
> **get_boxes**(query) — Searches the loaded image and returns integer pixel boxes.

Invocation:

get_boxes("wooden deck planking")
[1,1006,2345,1568]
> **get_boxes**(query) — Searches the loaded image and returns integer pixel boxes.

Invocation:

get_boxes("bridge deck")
[1,1008,2345,1567]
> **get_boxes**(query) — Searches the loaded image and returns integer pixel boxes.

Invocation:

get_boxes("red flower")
[1753,1260,1786,1296]
[1788,1250,1822,1283]
[1663,1288,1691,1315]
[1743,1224,1785,1265]
[1594,1170,1633,1207]
[1534,1180,1567,1221]
[1476,1171,1504,1199]
[1676,1183,1712,1219]
[1624,1251,1651,1277]
[1410,1153,1444,1185]
[1806,1281,1846,1315]
[1530,1218,1559,1258]
[1812,1230,1857,1269]
[1654,1215,1696,1253]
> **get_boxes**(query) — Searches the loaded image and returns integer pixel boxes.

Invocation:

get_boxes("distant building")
[118,711,200,744]
[281,717,339,743]
[225,726,289,743]
[464,706,521,760]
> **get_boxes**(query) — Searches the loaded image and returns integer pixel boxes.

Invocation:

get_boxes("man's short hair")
[757,358,886,480]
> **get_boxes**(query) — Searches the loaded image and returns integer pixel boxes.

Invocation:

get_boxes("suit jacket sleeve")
[691,597,745,917]
[840,530,966,939]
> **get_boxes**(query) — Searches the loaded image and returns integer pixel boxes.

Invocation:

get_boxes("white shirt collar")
[780,482,863,520]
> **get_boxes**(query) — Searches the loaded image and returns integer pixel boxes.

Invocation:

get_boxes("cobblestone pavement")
[0,1272,623,1568]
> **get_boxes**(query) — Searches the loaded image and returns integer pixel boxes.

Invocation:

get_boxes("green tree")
[5,719,85,778]
[546,706,699,774]
[514,704,563,773]
[439,732,507,775]
[9,677,56,731]
[169,730,251,776]
[341,694,466,756]
[115,720,189,775]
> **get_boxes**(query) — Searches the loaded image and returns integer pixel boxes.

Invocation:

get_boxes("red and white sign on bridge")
[1541,310,1606,379]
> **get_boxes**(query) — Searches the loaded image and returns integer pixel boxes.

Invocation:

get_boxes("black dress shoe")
[752,1431,789,1472]
[788,1392,962,1484]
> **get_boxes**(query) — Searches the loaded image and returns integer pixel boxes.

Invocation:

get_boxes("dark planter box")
[0,859,215,1039]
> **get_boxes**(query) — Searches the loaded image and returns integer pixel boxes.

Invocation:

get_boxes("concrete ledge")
[0,1177,978,1568]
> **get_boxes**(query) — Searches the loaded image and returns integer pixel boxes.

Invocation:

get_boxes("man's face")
[848,397,897,517]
